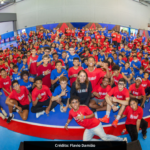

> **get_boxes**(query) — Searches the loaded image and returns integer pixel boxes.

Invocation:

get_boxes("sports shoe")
[12,107,17,112]
[0,92,2,95]
[51,108,55,112]
[2,109,7,117]
[0,113,5,120]
[143,134,147,140]
[36,110,45,118]
[112,119,118,128]
[99,115,110,123]
[60,104,64,112]
[123,137,128,143]
[7,114,14,123]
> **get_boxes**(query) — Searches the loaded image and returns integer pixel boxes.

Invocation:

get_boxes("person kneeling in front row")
[5,80,30,123]
[64,95,127,142]
[31,76,58,118]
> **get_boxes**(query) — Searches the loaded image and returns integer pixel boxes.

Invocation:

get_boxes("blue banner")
[10,36,16,41]
[5,38,10,43]
[0,39,4,44]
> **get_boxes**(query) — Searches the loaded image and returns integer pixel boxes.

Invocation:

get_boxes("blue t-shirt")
[118,60,125,68]
[134,72,144,79]
[53,85,71,100]
[130,36,134,42]
[106,33,111,41]
[53,41,60,45]
[12,73,21,81]
[18,63,29,72]
[67,54,81,68]
[16,61,23,68]
[19,77,33,91]
[55,48,63,58]
[50,69,69,85]
[82,63,88,69]
[121,67,132,76]
[131,61,141,73]
[142,37,146,43]
[108,54,114,60]
[98,54,105,62]
[113,59,119,65]
[90,34,95,39]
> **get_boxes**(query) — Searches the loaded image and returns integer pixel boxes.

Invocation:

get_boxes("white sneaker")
[36,110,45,118]
[123,137,128,143]
[51,108,55,112]
[60,104,64,112]
[0,113,5,120]
[2,109,7,117]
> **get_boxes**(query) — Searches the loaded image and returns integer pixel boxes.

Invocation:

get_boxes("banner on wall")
[0,39,4,44]
[5,38,10,43]
[10,36,16,41]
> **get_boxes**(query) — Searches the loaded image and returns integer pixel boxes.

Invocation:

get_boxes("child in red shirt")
[100,78,130,128]
[89,77,111,111]
[5,80,30,123]
[122,99,147,141]
[64,96,126,141]
[31,76,57,118]
[27,49,38,77]
[37,54,52,88]
[68,58,83,86]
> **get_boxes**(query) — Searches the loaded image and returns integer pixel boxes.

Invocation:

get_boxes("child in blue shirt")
[98,50,105,62]
[18,55,29,72]
[113,53,119,65]
[16,57,23,68]
[121,62,132,89]
[118,54,125,71]
[82,58,88,69]
[131,55,141,74]
[51,76,71,113]
[65,47,81,68]
[19,71,34,93]
[12,65,21,82]
[51,61,69,92]
[134,66,144,81]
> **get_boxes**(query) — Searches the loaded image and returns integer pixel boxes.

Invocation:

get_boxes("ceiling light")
[1,1,4,4]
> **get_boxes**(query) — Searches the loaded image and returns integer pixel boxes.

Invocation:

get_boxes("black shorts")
[17,102,29,111]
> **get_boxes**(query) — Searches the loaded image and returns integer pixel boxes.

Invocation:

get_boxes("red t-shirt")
[141,79,150,89]
[95,35,101,40]
[37,64,52,88]
[27,55,38,75]
[108,86,129,100]
[111,33,117,41]
[141,60,149,69]
[92,84,111,99]
[116,34,122,43]
[9,68,14,76]
[0,76,11,96]
[32,85,52,102]
[113,73,123,86]
[85,68,106,90]
[146,67,150,74]
[9,86,29,105]
[68,106,100,129]
[13,54,19,63]
[84,36,91,42]
[78,32,84,38]
[123,106,143,125]
[129,83,145,96]
[68,66,83,86]
[128,43,134,49]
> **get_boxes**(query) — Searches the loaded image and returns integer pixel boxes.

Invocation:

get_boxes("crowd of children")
[0,26,150,141]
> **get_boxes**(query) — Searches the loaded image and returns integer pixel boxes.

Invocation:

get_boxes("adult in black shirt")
[70,70,92,106]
